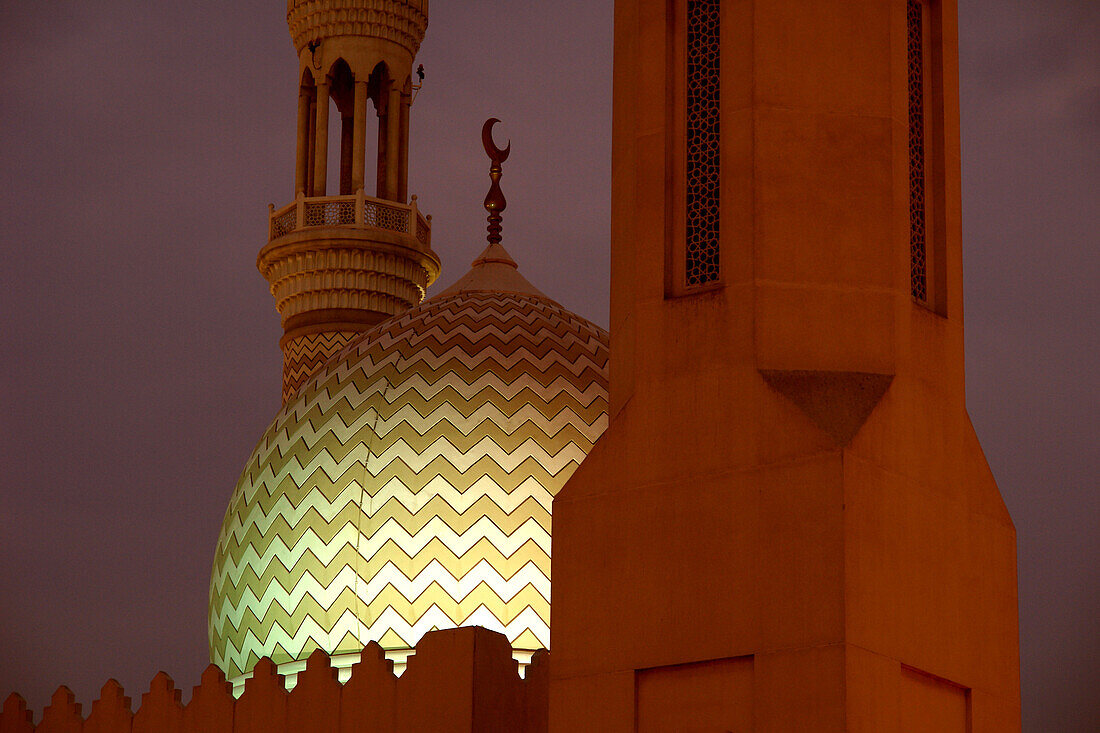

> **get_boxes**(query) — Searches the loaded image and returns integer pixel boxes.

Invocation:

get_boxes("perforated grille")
[365,200,411,232]
[304,200,355,227]
[270,207,297,239]
[416,214,430,245]
[907,0,928,302]
[686,0,721,287]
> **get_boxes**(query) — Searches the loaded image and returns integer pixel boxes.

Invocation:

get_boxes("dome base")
[227,645,539,696]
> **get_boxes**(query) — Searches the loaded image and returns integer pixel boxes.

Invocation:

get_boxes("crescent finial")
[482,118,510,246]
[482,118,511,164]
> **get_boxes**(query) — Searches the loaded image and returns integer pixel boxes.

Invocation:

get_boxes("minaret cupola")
[260,0,439,403]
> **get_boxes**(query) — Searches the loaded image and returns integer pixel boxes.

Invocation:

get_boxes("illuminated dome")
[208,243,608,681]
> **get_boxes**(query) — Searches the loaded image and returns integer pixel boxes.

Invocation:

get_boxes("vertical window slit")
[686,0,720,287]
[907,0,929,302]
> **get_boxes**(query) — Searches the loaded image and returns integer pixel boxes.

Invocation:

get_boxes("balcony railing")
[268,191,431,245]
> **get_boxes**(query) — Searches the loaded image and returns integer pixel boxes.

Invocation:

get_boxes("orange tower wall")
[549,0,1021,731]
[0,628,548,733]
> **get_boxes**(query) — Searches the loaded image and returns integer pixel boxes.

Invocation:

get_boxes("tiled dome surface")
[209,258,608,678]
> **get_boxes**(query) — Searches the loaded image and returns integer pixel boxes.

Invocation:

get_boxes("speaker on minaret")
[550,0,1021,730]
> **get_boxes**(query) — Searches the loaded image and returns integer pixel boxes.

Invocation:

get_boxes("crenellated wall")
[0,627,548,733]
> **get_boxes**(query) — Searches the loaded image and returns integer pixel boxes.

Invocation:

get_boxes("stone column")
[352,80,369,193]
[385,85,401,201]
[398,81,411,203]
[306,98,317,195]
[312,80,330,197]
[339,115,353,194]
[295,86,312,195]
[376,98,388,198]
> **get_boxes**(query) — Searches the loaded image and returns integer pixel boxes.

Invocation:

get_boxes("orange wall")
[0,628,548,733]
[550,0,1020,730]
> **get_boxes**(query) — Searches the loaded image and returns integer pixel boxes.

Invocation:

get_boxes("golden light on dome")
[208,285,609,681]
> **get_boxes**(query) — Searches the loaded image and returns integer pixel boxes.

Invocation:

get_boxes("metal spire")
[482,118,511,246]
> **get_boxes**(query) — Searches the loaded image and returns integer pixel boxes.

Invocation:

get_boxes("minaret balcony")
[268,190,432,247]
[259,191,440,340]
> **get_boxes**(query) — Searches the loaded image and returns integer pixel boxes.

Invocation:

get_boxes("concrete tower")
[261,0,439,403]
[550,1,1021,731]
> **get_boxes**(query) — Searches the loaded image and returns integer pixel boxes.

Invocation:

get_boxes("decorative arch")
[367,60,391,113]
[290,53,411,201]
[366,60,404,200]
[327,59,356,194]
[296,69,318,195]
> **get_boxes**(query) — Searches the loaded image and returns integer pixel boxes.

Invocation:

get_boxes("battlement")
[0,627,548,733]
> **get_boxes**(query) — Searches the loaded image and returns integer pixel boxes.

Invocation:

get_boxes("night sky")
[1,1,1096,730]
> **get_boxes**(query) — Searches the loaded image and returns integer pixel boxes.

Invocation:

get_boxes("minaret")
[551,1,1020,732]
[260,0,440,403]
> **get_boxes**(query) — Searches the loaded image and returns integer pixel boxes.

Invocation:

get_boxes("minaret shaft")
[550,1,1020,731]
[262,1,438,404]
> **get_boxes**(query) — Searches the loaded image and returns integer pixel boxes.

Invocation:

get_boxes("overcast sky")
[0,1,1096,730]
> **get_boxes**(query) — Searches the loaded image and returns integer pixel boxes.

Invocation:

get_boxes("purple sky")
[0,1,1096,730]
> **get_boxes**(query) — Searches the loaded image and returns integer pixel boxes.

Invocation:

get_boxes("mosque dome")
[208,243,609,681]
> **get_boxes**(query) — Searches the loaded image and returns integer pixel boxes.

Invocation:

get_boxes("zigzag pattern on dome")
[209,291,608,679]
[282,330,360,404]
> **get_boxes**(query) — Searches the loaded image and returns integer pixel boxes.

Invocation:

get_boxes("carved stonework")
[260,241,434,325]
[262,195,436,329]
[287,0,429,58]
[258,220,440,404]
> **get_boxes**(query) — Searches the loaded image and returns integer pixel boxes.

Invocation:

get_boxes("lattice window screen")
[907,0,929,302]
[686,0,721,287]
